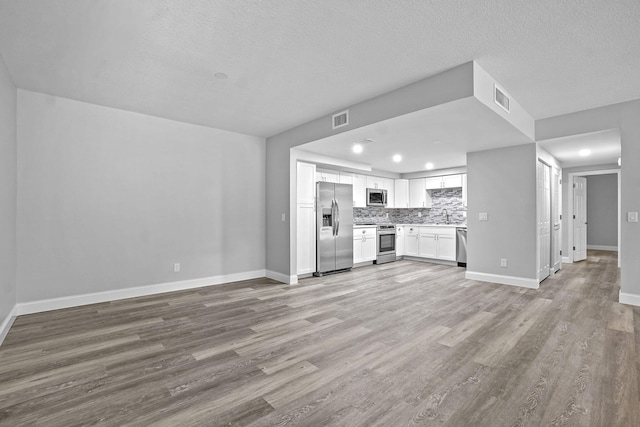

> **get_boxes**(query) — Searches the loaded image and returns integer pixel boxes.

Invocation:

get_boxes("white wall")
[16,90,266,304]
[466,144,538,285]
[586,174,618,248]
[0,54,17,339]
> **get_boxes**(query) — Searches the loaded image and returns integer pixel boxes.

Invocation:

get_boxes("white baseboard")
[465,271,539,289]
[0,305,18,347]
[619,291,640,307]
[16,269,267,316]
[587,245,618,251]
[562,256,572,264]
[266,270,297,285]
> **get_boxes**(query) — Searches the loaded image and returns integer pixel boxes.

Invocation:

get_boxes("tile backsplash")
[354,188,466,225]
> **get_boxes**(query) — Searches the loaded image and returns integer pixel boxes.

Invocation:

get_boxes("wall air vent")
[332,110,349,129]
[494,85,510,113]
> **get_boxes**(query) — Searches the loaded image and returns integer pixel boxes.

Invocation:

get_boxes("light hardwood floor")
[1,250,637,426]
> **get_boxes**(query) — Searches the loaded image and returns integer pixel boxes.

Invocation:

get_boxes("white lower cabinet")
[353,227,377,264]
[404,226,420,257]
[396,226,405,257]
[400,225,456,262]
[418,229,438,258]
[436,233,456,261]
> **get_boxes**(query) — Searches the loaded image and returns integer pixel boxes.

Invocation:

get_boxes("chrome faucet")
[442,209,450,224]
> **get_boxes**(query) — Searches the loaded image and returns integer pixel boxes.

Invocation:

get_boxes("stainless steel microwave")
[366,188,387,207]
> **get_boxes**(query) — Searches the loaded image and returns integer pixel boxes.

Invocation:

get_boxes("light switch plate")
[629,212,639,223]
[479,212,488,221]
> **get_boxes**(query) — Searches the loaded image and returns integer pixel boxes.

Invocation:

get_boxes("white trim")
[466,271,539,289]
[266,270,296,284]
[0,305,18,347]
[562,256,572,263]
[587,245,618,251]
[16,270,267,316]
[619,291,640,307]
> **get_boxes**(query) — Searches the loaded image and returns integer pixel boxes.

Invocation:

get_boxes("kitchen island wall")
[354,188,465,225]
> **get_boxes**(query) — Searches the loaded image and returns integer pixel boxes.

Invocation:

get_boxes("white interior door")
[537,161,551,281]
[573,176,587,262]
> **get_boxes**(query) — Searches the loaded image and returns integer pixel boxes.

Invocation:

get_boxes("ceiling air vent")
[494,85,510,113]
[332,110,349,129]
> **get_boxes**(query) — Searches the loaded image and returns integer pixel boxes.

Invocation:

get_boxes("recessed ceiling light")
[579,149,591,157]
[393,154,402,162]
[352,143,363,153]
[425,162,434,170]
[214,72,228,79]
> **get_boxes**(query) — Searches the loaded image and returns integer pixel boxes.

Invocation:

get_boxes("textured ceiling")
[1,0,639,137]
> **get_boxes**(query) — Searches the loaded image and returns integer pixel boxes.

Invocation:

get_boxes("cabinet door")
[296,203,316,274]
[404,227,419,256]
[362,235,377,261]
[437,234,457,261]
[384,178,395,208]
[366,176,384,189]
[424,176,442,190]
[317,169,339,183]
[297,162,316,205]
[419,231,438,258]
[339,172,353,185]
[353,235,363,264]
[396,233,405,256]
[394,179,409,208]
[409,179,426,208]
[442,174,462,188]
[353,174,367,207]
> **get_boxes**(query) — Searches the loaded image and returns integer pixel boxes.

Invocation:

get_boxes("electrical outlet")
[500,259,507,268]
[629,212,639,223]
[386,213,389,218]
[281,213,286,222]
[479,212,488,221]
[418,212,422,217]
[174,263,181,272]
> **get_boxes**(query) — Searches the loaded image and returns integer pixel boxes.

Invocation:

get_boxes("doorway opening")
[567,169,620,267]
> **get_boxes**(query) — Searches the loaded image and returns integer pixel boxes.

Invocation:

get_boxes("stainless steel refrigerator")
[314,182,353,276]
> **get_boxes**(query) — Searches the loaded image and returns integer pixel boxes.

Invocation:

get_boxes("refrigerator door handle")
[335,199,340,236]
[331,199,336,236]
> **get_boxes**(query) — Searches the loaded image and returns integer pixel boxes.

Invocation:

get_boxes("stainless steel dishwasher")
[456,227,467,267]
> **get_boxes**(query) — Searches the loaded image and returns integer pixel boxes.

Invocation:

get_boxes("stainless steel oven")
[375,224,396,264]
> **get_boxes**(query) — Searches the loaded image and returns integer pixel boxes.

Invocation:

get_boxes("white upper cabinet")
[425,174,463,189]
[409,179,432,208]
[384,178,395,208]
[424,176,443,190]
[353,174,367,207]
[339,172,353,185]
[366,176,385,189]
[443,174,463,188]
[316,169,339,183]
[297,162,316,204]
[394,179,409,208]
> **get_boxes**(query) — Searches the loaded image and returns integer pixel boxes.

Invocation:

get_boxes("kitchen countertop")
[354,223,466,228]
[397,223,465,228]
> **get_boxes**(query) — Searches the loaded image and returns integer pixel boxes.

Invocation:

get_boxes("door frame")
[566,169,620,267]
